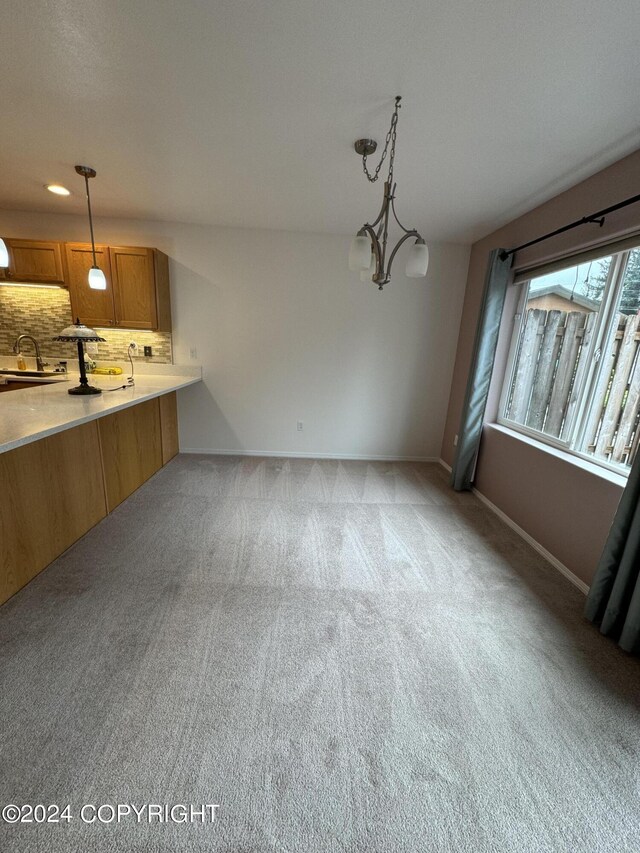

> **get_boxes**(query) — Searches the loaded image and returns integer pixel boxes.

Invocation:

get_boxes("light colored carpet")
[0,455,639,853]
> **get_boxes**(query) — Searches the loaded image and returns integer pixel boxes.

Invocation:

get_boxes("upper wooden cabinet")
[0,239,65,284]
[65,244,171,331]
[111,246,161,330]
[65,243,115,327]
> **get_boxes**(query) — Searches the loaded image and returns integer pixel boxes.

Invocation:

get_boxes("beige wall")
[0,209,470,459]
[441,148,640,585]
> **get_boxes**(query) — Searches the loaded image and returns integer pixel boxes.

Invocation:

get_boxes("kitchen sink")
[0,368,65,378]
[0,374,68,393]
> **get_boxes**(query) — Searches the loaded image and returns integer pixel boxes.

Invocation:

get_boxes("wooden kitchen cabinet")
[111,246,157,330]
[98,398,163,512]
[66,243,171,331]
[159,391,179,464]
[65,242,115,327]
[0,421,108,604]
[0,390,182,606]
[0,239,66,284]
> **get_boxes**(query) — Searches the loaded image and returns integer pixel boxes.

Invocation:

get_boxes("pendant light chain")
[361,96,401,184]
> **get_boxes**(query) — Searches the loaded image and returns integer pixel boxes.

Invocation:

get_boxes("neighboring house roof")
[528,283,599,311]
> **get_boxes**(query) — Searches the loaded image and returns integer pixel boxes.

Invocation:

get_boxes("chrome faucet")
[13,334,47,371]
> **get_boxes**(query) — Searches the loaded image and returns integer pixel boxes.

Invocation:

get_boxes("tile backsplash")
[0,285,172,364]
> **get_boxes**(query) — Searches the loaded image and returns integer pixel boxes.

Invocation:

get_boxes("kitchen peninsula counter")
[0,369,200,455]
[1,366,201,605]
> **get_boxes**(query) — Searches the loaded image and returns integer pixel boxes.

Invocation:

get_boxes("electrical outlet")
[129,341,138,353]
[143,346,152,357]
[453,434,459,446]
[297,421,304,431]
[86,342,98,355]
[190,347,198,360]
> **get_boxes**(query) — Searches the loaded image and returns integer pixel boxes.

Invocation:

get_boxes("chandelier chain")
[362,97,401,183]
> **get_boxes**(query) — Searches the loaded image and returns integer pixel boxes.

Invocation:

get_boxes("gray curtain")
[451,248,512,491]
[585,450,640,654]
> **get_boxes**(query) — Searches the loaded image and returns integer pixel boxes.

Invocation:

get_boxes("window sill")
[488,422,628,489]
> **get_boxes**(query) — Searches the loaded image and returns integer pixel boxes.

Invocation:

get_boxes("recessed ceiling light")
[46,184,71,196]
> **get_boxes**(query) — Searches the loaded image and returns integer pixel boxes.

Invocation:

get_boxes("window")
[500,242,640,474]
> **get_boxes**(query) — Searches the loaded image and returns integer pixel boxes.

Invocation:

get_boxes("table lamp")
[53,319,106,395]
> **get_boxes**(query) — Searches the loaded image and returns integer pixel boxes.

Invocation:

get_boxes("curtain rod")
[498,192,640,262]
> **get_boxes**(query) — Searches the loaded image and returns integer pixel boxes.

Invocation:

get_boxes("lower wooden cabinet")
[99,398,163,512]
[0,391,180,605]
[159,392,179,465]
[0,421,107,604]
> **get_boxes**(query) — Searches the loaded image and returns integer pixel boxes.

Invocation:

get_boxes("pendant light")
[349,97,429,290]
[75,165,107,290]
[0,238,9,268]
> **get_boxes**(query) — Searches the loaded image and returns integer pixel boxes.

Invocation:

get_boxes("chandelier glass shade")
[349,97,429,290]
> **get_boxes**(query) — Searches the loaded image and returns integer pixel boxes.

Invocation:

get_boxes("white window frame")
[497,247,636,478]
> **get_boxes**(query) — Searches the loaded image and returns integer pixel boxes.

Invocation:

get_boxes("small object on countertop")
[16,355,27,371]
[52,319,106,396]
[92,366,123,375]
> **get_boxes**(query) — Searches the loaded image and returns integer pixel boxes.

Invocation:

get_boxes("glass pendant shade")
[0,238,9,268]
[88,266,107,290]
[349,235,371,271]
[360,253,375,281]
[405,240,429,278]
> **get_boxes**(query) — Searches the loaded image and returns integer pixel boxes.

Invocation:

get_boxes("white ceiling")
[3,0,640,243]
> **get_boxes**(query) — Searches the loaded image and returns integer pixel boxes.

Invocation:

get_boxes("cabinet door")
[110,246,157,329]
[65,243,115,327]
[98,398,163,511]
[4,239,65,284]
[0,421,107,605]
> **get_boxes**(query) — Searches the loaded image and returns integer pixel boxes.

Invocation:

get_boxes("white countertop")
[0,369,201,455]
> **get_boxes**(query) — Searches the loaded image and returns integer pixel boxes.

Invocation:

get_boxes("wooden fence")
[504,308,640,467]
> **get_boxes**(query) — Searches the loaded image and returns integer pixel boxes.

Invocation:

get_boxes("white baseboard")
[180,448,440,462]
[470,487,589,595]
[437,457,587,593]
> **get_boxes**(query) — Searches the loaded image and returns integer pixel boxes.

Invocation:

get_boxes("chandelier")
[349,96,429,290]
